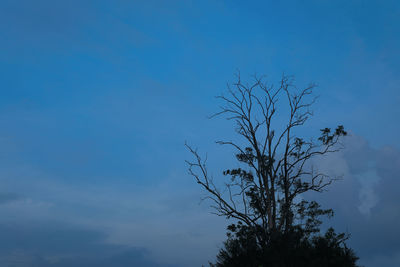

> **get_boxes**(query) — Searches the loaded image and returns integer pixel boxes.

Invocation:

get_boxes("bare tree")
[186,73,347,248]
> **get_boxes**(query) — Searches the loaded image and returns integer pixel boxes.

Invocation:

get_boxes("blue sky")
[0,0,399,266]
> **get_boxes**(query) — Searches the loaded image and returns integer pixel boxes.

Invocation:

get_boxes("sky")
[0,0,399,266]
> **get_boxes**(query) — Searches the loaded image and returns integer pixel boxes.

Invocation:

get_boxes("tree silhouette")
[186,73,360,266]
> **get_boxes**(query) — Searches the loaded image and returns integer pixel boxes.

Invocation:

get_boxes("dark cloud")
[313,135,400,267]
[0,192,21,204]
[28,250,175,267]
[41,251,174,267]
[0,222,177,267]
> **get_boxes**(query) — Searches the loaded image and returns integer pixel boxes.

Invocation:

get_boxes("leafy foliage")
[211,224,359,267]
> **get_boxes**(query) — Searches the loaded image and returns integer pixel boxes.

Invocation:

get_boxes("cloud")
[311,134,400,267]
[0,159,226,266]
[30,250,174,267]
[0,221,175,267]
[0,192,21,205]
[356,170,379,216]
[0,131,398,266]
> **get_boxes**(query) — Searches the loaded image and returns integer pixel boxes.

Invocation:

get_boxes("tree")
[186,73,359,266]
[212,224,359,267]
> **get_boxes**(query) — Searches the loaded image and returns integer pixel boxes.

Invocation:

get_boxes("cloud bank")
[312,134,400,267]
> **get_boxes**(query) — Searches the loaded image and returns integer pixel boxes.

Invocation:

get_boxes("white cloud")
[356,170,379,217]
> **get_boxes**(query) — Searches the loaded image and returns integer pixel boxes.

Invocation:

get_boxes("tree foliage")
[186,73,360,266]
[212,223,358,267]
